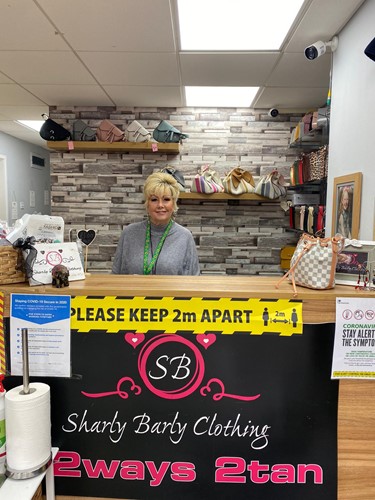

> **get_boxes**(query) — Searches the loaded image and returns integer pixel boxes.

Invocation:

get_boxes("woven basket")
[0,246,26,285]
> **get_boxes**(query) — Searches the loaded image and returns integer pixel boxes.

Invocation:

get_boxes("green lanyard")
[143,219,173,275]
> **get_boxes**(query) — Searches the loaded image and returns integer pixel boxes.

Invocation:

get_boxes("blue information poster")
[10,293,71,377]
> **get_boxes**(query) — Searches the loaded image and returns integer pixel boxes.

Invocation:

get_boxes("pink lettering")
[215,456,246,483]
[170,462,196,482]
[297,464,323,484]
[54,451,81,477]
[120,460,145,480]
[146,461,170,487]
[82,459,120,479]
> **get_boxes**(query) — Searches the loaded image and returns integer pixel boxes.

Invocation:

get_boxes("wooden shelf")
[178,192,278,201]
[46,141,180,154]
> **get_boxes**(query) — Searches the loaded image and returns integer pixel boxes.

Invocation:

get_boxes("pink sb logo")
[138,335,205,399]
[82,333,260,403]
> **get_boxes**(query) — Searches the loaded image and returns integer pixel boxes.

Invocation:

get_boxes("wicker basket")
[0,245,27,285]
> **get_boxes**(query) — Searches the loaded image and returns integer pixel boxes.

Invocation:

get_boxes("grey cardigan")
[112,220,200,275]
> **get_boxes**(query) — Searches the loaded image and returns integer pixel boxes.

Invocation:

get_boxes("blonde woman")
[112,172,200,275]
[337,186,352,239]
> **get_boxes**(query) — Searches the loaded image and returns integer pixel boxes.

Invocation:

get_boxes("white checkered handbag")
[276,233,344,296]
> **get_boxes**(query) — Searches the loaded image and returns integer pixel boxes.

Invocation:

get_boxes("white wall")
[326,0,375,239]
[0,131,50,227]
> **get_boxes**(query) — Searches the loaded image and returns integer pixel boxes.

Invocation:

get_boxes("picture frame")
[335,240,375,286]
[332,172,362,239]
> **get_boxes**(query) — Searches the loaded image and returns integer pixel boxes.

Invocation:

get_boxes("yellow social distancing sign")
[71,296,303,336]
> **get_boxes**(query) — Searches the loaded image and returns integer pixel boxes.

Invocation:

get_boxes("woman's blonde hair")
[143,172,180,213]
[339,185,352,213]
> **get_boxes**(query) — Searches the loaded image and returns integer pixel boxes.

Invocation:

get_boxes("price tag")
[151,143,158,152]
[68,141,74,150]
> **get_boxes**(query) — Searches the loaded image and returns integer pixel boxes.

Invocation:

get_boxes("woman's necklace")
[143,219,173,275]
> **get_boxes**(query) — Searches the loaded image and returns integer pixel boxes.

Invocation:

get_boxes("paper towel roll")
[5,382,51,473]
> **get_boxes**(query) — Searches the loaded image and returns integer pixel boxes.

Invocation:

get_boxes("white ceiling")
[0,0,365,147]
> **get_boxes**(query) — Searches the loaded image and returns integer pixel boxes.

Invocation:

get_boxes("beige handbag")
[255,170,287,199]
[222,167,255,195]
[125,120,151,143]
[275,233,344,296]
[96,119,124,143]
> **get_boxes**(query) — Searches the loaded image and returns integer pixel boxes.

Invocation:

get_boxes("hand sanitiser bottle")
[0,374,6,475]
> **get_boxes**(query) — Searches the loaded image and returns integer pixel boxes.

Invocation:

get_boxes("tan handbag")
[125,120,151,143]
[222,167,255,195]
[96,119,124,143]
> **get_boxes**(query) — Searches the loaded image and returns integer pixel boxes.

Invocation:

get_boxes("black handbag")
[153,120,189,143]
[39,114,71,141]
[161,166,186,191]
[72,119,96,141]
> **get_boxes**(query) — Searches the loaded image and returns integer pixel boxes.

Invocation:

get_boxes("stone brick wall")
[49,106,300,275]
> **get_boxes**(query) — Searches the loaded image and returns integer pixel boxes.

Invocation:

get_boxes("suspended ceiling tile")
[267,52,331,87]
[0,105,48,120]
[22,85,114,106]
[104,85,183,107]
[0,73,13,84]
[38,0,176,52]
[180,52,280,86]
[285,0,365,52]
[0,120,38,137]
[0,52,96,85]
[0,0,69,51]
[80,52,180,86]
[254,86,329,110]
[0,85,46,106]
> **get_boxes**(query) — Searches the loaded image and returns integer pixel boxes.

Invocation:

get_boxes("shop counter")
[0,274,369,321]
[1,275,374,500]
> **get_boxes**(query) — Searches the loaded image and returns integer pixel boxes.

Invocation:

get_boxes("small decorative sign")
[24,242,85,286]
[77,229,96,273]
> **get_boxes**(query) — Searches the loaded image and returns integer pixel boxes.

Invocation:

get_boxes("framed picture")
[335,240,375,286]
[332,172,362,239]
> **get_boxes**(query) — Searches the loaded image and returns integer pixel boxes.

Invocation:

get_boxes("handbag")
[222,167,255,195]
[255,170,287,199]
[125,120,151,143]
[39,114,71,141]
[309,145,329,180]
[275,233,344,296]
[96,119,125,143]
[153,120,189,143]
[190,165,224,194]
[161,166,186,191]
[72,119,96,141]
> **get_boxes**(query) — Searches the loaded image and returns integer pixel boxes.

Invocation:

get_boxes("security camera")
[304,36,338,60]
[268,108,279,118]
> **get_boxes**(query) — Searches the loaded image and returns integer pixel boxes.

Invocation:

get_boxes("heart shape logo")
[196,333,216,349]
[77,229,96,246]
[124,332,145,349]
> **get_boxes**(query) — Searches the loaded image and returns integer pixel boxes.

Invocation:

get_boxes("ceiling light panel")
[185,86,259,107]
[177,0,305,51]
